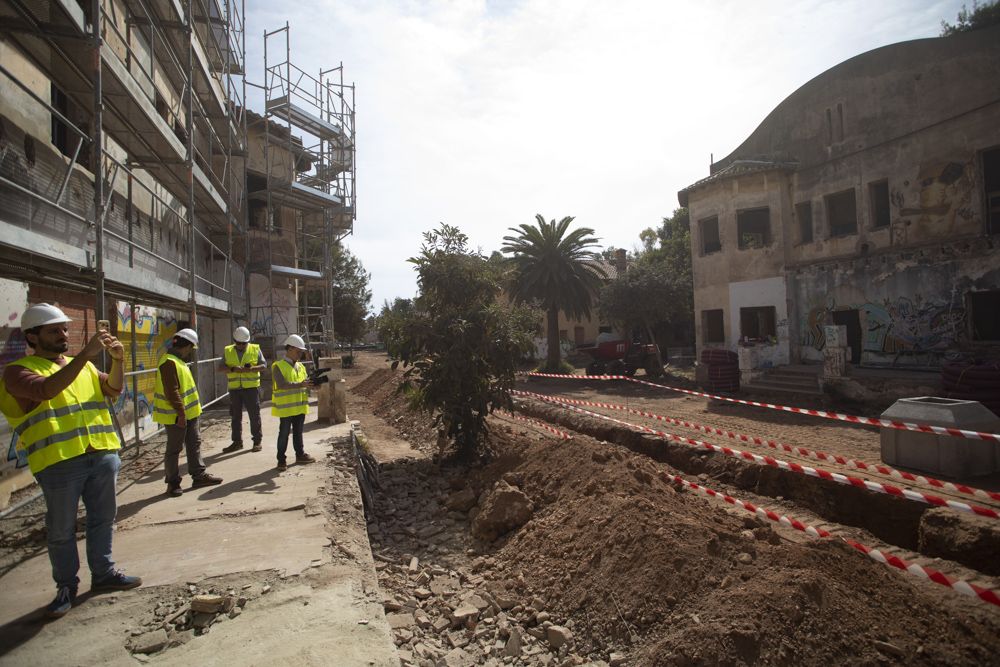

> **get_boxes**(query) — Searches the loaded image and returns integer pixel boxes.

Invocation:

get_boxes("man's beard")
[38,340,69,355]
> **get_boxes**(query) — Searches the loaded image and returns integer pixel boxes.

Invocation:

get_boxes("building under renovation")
[0,2,355,502]
[678,26,1000,382]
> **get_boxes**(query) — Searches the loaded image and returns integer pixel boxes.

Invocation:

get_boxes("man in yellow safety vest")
[218,326,265,453]
[0,303,142,618]
[271,334,316,471]
[153,328,222,497]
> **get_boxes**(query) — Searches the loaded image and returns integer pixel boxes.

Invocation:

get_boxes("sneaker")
[45,585,77,618]
[167,484,183,498]
[191,474,223,488]
[222,443,243,453]
[251,443,263,452]
[295,453,316,464]
[276,461,287,471]
[91,570,142,592]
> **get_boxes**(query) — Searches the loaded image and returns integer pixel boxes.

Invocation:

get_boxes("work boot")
[251,442,262,452]
[167,483,183,498]
[222,443,243,453]
[295,453,316,464]
[191,474,223,488]
[276,461,287,472]
[45,585,77,618]
[91,570,142,592]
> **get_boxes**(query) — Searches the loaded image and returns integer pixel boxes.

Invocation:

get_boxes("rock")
[736,552,754,564]
[463,594,490,611]
[191,612,216,629]
[873,640,906,658]
[446,487,478,512]
[608,653,627,666]
[130,629,169,655]
[433,616,452,633]
[535,611,551,624]
[452,604,480,625]
[503,627,523,657]
[414,587,433,600]
[409,557,420,572]
[546,626,573,650]
[430,576,462,596]
[387,612,416,629]
[472,481,534,542]
[441,647,476,667]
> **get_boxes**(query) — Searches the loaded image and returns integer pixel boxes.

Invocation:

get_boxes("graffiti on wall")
[112,302,178,441]
[803,294,965,356]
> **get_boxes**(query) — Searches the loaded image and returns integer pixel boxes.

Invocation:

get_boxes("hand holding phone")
[97,320,110,333]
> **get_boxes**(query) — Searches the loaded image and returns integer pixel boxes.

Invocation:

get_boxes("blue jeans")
[34,450,121,588]
[276,414,305,463]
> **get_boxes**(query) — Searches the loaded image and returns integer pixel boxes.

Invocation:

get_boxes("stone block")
[824,325,848,348]
[822,346,848,378]
[880,397,1000,478]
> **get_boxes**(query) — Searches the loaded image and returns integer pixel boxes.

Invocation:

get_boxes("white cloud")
[245,0,967,309]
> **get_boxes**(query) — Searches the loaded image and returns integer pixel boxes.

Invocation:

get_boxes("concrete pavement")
[0,400,398,666]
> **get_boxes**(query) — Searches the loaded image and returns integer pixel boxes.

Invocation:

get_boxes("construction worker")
[271,334,316,471]
[219,326,265,453]
[0,303,141,618]
[153,328,222,497]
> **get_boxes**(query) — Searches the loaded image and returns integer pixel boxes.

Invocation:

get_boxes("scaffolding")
[248,23,355,362]
[0,0,248,453]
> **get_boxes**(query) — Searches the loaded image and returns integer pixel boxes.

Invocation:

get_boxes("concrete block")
[822,346,848,378]
[824,325,848,348]
[316,357,342,422]
[880,397,1000,478]
[332,379,347,424]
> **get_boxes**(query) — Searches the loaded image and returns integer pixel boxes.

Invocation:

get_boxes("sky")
[243,0,967,310]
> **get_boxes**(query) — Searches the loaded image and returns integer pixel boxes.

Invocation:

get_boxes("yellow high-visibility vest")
[271,359,308,417]
[153,354,202,424]
[0,356,120,474]
[224,344,262,390]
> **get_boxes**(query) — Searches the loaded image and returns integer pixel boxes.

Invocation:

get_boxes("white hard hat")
[21,303,72,330]
[283,334,307,350]
[174,328,199,348]
[234,326,251,343]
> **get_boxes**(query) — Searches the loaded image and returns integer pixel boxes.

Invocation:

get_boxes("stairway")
[743,365,823,396]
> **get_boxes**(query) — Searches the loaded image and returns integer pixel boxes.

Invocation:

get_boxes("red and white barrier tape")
[519,392,1000,520]
[659,470,1000,608]
[495,410,572,440]
[526,372,1000,444]
[514,389,1000,504]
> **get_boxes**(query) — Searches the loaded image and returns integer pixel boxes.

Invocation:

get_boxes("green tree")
[376,297,415,357]
[599,208,694,355]
[394,224,536,460]
[502,214,606,370]
[941,1,1000,35]
[330,244,372,344]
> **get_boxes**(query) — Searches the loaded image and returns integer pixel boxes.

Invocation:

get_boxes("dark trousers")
[229,387,262,445]
[164,417,206,486]
[276,413,306,463]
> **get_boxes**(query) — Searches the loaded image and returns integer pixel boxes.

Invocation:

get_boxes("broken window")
[739,306,776,341]
[968,290,1000,341]
[826,189,857,237]
[703,309,725,343]
[737,208,770,249]
[700,216,721,254]
[870,180,890,228]
[984,147,1000,236]
[796,201,813,243]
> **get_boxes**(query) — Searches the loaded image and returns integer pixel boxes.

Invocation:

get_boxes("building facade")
[679,26,1000,373]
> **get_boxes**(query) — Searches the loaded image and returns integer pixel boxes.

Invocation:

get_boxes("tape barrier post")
[514,389,1000,504]
[525,372,1000,444]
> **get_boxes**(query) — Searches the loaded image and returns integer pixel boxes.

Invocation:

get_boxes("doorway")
[831,309,862,364]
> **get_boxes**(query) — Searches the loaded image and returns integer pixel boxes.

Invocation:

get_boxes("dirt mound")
[355,367,439,455]
[470,432,1000,665]
[352,367,398,396]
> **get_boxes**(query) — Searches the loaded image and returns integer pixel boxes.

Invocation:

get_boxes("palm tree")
[502,214,606,370]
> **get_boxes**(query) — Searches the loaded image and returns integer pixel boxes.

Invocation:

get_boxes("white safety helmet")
[21,303,72,330]
[233,326,251,343]
[283,334,307,350]
[174,328,199,348]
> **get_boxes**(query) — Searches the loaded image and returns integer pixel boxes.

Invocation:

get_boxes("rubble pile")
[125,582,269,658]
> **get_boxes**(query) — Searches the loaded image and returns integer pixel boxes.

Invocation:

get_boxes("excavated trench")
[516,398,1000,575]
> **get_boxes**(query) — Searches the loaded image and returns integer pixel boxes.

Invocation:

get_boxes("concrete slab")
[0,403,397,666]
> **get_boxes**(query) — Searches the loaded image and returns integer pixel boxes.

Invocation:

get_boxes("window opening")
[737,208,770,249]
[700,216,721,254]
[739,306,776,341]
[796,201,813,243]
[703,309,725,343]
[968,290,1000,341]
[870,180,890,228]
[826,189,857,237]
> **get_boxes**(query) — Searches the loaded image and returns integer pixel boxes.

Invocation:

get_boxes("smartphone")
[97,320,110,333]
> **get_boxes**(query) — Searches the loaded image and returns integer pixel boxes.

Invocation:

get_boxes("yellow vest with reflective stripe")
[0,355,120,474]
[153,354,202,424]
[271,359,308,417]
[224,344,262,389]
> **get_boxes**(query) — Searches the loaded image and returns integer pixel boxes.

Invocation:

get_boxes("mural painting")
[802,294,965,362]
